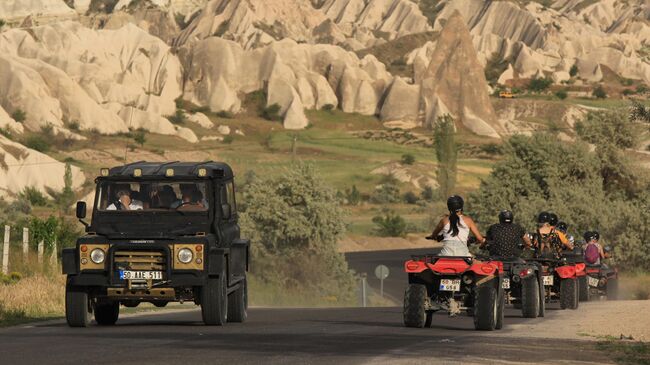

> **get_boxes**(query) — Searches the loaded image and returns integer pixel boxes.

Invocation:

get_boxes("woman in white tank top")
[427,195,485,257]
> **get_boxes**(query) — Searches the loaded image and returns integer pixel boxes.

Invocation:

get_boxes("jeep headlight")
[178,248,193,264]
[90,248,105,264]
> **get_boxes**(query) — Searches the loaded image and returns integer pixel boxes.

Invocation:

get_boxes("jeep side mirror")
[76,201,87,219]
[221,204,232,220]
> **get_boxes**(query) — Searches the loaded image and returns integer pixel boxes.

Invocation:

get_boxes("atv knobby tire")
[201,274,228,325]
[560,278,578,310]
[607,278,619,301]
[94,302,120,326]
[521,276,540,318]
[578,276,590,302]
[474,283,498,331]
[65,281,91,327]
[227,278,248,323]
[538,274,546,318]
[496,286,505,330]
[403,284,427,328]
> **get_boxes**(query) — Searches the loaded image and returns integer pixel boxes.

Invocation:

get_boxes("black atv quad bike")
[579,264,618,301]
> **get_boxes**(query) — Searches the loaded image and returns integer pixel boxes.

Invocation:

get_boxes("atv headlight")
[178,248,193,264]
[90,248,105,264]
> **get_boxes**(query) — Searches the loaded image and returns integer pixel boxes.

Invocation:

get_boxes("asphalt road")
[0,249,614,365]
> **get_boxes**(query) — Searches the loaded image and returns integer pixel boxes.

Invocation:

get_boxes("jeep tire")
[201,273,228,325]
[65,280,91,327]
[94,302,120,326]
[560,278,578,310]
[474,284,498,331]
[578,276,590,302]
[227,278,248,323]
[521,276,540,318]
[403,284,427,328]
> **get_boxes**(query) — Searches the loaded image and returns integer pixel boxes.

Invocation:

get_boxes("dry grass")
[619,272,650,300]
[0,275,65,326]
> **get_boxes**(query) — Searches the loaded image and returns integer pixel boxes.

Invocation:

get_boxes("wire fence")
[0,225,58,276]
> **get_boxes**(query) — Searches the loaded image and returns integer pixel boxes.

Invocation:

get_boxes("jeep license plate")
[543,275,554,286]
[439,279,461,291]
[119,271,163,280]
[502,278,510,289]
[588,276,599,287]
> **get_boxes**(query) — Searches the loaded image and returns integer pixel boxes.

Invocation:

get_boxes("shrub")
[24,136,51,153]
[67,120,80,131]
[133,131,146,146]
[478,142,503,155]
[592,86,607,99]
[403,191,418,204]
[421,186,434,202]
[528,77,553,93]
[322,104,335,112]
[345,185,362,206]
[622,89,635,96]
[372,210,408,237]
[569,64,579,77]
[222,135,234,144]
[371,182,401,204]
[261,103,282,121]
[636,84,648,94]
[555,90,568,100]
[401,153,416,165]
[167,109,186,125]
[216,110,234,119]
[0,19,6,28]
[11,109,26,123]
[19,187,48,207]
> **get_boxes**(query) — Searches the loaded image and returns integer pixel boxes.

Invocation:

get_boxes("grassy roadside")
[597,337,650,365]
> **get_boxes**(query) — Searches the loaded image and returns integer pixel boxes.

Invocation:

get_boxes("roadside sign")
[374,265,389,298]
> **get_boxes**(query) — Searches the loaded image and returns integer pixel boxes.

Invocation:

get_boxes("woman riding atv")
[533,212,574,258]
[427,195,485,257]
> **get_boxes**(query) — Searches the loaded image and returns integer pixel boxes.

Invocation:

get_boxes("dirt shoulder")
[338,234,441,252]
[504,300,650,342]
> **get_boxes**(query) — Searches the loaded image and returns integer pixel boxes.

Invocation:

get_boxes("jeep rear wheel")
[94,302,119,326]
[227,278,248,323]
[607,278,619,300]
[201,274,228,326]
[474,284,497,331]
[403,284,427,328]
[521,276,540,318]
[560,278,578,310]
[65,280,91,327]
[578,276,590,302]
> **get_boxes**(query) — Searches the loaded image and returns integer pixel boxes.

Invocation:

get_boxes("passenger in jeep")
[428,195,485,257]
[482,210,531,257]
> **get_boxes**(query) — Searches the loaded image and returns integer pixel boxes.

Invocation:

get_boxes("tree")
[433,114,457,198]
[421,186,434,202]
[51,163,75,214]
[345,185,361,205]
[592,85,607,99]
[630,101,650,123]
[133,131,146,147]
[372,210,408,237]
[555,90,568,100]
[11,109,26,123]
[401,153,416,165]
[239,164,355,303]
[569,64,579,77]
[528,78,553,93]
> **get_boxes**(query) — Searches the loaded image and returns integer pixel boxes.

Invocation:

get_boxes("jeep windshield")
[91,180,212,238]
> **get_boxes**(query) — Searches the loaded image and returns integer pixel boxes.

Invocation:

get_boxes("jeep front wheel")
[94,302,120,326]
[227,278,248,323]
[201,274,228,325]
[65,280,91,327]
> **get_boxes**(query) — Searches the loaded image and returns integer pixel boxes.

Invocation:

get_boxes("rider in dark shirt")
[481,210,532,257]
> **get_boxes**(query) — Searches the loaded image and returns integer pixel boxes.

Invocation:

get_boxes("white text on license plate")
[439,279,461,291]
[119,271,163,280]
[502,278,510,289]
[543,275,554,286]
[588,276,599,287]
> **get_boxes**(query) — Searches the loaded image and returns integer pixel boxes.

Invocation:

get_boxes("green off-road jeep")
[62,162,249,327]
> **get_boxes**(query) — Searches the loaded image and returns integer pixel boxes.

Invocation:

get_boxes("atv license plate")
[588,276,599,287]
[543,275,554,286]
[502,278,510,289]
[119,271,163,280]
[439,279,461,291]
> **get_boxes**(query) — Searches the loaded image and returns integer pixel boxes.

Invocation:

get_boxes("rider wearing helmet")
[428,195,485,257]
[481,210,532,257]
[582,231,606,265]
[556,221,575,246]
[532,211,573,258]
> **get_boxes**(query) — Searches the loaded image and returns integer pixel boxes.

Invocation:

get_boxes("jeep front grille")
[113,250,166,271]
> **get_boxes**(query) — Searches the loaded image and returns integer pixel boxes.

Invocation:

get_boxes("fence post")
[360,274,368,308]
[2,225,9,275]
[38,240,44,264]
[22,227,29,259]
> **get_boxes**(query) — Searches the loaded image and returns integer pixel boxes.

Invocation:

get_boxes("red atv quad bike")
[403,254,506,331]
[579,264,618,301]
[531,254,585,310]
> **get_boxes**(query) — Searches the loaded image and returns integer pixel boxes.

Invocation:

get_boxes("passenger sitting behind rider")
[533,212,573,258]
[481,210,532,257]
[427,195,485,257]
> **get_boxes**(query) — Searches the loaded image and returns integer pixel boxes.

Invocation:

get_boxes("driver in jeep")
[481,210,532,257]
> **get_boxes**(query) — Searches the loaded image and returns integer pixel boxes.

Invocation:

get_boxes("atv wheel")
[474,284,498,331]
[65,280,91,327]
[496,286,505,330]
[560,278,578,310]
[578,276,590,302]
[521,276,540,318]
[201,274,228,326]
[94,302,119,326]
[538,275,546,318]
[607,278,619,301]
[403,284,427,328]
[227,278,248,323]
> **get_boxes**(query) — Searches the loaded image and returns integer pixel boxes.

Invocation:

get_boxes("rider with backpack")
[532,212,573,258]
[583,231,605,266]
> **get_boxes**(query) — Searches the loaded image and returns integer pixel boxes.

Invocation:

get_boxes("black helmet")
[592,231,600,241]
[604,245,612,253]
[447,195,464,212]
[549,213,558,226]
[556,221,568,233]
[537,212,550,224]
[583,231,594,242]
[499,210,514,224]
